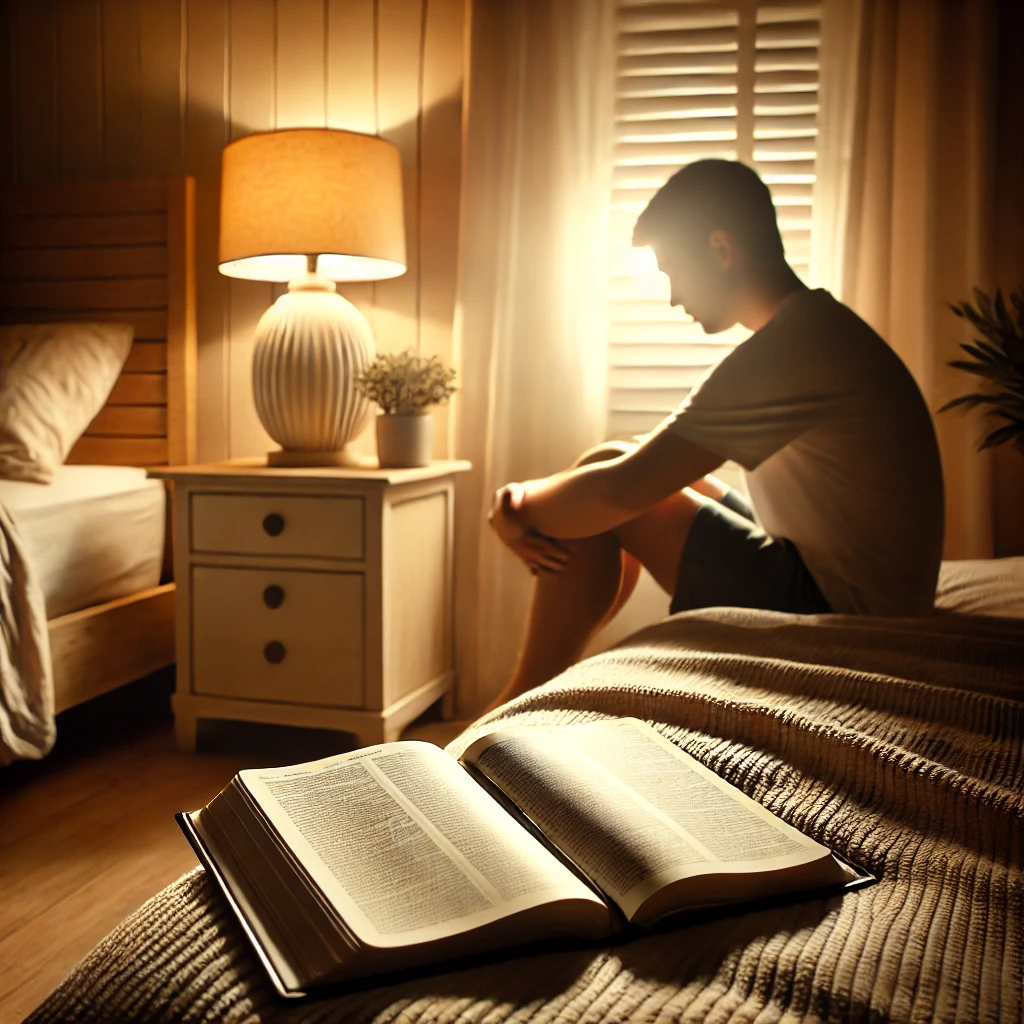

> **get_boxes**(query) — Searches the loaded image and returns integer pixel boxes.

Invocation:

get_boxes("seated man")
[485,159,944,712]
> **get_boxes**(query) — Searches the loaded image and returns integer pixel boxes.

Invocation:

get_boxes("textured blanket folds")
[0,501,53,764]
[28,608,1024,1023]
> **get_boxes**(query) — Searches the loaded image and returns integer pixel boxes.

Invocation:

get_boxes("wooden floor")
[0,672,466,1024]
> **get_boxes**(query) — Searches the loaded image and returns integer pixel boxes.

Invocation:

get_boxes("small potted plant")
[355,350,458,468]
[939,287,1024,453]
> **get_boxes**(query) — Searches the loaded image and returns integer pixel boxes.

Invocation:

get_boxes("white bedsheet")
[0,465,165,619]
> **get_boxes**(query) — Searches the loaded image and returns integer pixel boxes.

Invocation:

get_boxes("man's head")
[632,160,787,334]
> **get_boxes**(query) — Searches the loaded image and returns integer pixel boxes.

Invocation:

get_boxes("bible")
[177,717,870,998]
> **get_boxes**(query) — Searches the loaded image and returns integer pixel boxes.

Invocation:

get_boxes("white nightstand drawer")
[191,566,364,707]
[190,492,364,560]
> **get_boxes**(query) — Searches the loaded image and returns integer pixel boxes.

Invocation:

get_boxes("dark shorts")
[670,489,833,616]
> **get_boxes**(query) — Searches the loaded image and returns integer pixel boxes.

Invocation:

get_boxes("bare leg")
[689,473,729,502]
[480,485,709,715]
[480,532,628,714]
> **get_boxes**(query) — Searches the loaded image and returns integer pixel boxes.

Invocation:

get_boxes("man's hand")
[489,483,570,575]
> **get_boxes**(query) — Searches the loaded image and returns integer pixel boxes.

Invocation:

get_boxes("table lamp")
[219,128,406,466]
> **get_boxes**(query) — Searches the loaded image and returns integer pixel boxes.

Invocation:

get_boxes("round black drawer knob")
[263,585,285,609]
[264,641,286,664]
[262,513,285,537]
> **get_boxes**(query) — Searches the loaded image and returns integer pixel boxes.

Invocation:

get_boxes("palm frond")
[979,422,1024,450]
[941,286,1024,451]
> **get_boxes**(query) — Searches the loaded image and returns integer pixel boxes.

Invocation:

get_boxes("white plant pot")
[376,413,433,468]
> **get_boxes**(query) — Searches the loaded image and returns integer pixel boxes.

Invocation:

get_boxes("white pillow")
[935,558,1024,619]
[0,322,133,483]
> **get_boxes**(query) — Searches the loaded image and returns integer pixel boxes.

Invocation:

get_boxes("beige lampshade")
[219,128,406,283]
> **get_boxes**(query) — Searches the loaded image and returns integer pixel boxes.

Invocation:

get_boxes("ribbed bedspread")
[28,608,1024,1023]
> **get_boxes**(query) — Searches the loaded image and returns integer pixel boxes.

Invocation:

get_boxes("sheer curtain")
[812,0,1024,559]
[451,0,616,715]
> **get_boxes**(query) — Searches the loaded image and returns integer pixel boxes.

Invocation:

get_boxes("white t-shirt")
[666,288,944,616]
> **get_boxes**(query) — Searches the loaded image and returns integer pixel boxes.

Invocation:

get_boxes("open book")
[178,717,869,997]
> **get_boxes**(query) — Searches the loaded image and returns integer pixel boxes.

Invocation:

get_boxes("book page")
[239,741,606,949]
[463,718,834,919]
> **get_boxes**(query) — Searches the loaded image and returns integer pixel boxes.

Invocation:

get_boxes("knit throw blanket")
[28,608,1024,1024]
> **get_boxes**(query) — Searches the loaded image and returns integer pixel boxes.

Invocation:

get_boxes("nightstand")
[149,458,471,751]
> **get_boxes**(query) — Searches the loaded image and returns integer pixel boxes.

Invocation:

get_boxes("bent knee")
[571,440,637,470]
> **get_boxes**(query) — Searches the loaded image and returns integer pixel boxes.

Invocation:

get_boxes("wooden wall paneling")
[2,174,197,469]
[0,176,167,215]
[185,0,228,463]
[139,0,185,177]
[89,405,169,437]
[228,0,275,137]
[328,0,378,335]
[3,0,467,466]
[0,308,168,339]
[0,277,167,310]
[419,0,465,458]
[375,0,424,357]
[1,212,166,248]
[56,0,103,180]
[13,0,58,184]
[109,373,168,405]
[0,2,13,185]
[1,246,168,279]
[326,0,376,134]
[167,175,197,464]
[124,340,168,372]
[66,437,170,466]
[227,0,276,458]
[101,0,143,178]
[274,0,327,129]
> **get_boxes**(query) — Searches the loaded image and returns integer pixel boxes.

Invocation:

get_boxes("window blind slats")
[754,69,817,90]
[611,341,739,362]
[754,90,818,112]
[619,27,739,53]
[755,47,819,70]
[756,20,819,46]
[607,1,820,439]
[754,113,817,135]
[617,73,740,97]
[755,157,815,179]
[617,4,738,31]
[617,117,739,142]
[619,52,739,74]
[753,136,816,157]
[617,95,738,118]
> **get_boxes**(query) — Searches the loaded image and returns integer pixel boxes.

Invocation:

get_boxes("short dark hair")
[633,160,785,265]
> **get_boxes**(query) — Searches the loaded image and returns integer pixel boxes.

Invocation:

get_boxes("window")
[607,0,821,439]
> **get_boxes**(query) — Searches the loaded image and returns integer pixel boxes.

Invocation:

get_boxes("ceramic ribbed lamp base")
[251,276,374,466]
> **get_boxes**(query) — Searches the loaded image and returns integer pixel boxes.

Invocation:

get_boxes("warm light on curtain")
[452,0,616,715]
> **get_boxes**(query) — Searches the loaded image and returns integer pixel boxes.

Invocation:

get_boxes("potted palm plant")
[939,287,1024,452]
[355,350,457,468]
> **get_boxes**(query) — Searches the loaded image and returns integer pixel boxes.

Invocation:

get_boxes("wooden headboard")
[0,176,197,467]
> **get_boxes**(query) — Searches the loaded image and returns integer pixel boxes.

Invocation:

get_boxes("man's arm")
[509,427,723,539]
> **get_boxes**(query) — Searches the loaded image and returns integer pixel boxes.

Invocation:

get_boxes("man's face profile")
[651,232,737,336]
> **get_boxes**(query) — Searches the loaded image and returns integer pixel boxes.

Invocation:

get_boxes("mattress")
[0,465,165,619]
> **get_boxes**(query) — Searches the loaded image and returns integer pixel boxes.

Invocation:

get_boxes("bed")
[23,561,1024,1023]
[0,176,196,718]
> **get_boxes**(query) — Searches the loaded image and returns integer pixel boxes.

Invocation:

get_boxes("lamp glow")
[218,128,406,466]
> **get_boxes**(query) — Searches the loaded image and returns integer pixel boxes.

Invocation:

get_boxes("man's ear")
[707,229,733,270]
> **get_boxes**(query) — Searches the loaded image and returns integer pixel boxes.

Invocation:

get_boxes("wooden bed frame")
[0,176,197,714]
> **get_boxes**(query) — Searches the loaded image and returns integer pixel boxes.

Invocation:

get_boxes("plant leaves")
[942,285,1024,449]
[938,393,996,412]
[994,289,1009,329]
[979,422,1024,450]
